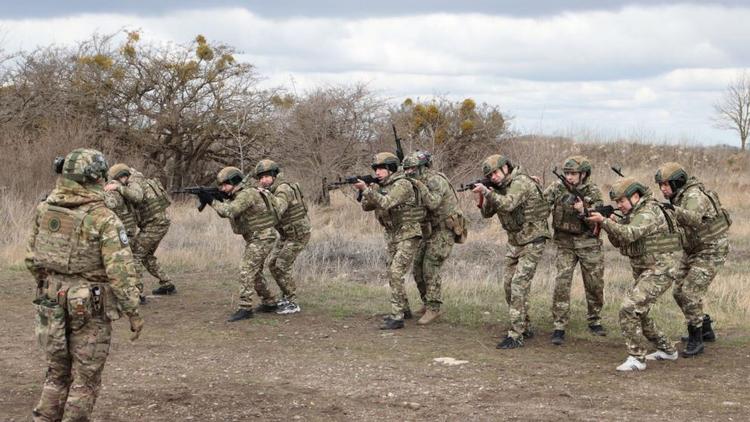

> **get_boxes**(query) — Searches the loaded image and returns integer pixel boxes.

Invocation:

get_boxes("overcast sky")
[2,1,749,146]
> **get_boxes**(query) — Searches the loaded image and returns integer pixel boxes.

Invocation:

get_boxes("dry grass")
[2,138,749,341]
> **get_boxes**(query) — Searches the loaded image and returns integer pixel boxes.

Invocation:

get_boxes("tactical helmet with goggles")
[481,154,511,177]
[371,152,400,172]
[254,159,280,179]
[107,163,132,180]
[654,162,688,192]
[62,148,109,183]
[216,167,244,186]
[609,177,648,201]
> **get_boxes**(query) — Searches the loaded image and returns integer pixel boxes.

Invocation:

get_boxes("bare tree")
[714,71,750,151]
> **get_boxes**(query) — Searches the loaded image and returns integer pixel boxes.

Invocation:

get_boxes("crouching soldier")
[203,167,280,321]
[587,178,681,371]
[354,152,426,330]
[654,162,731,357]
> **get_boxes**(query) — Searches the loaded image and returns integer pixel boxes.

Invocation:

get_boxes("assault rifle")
[457,177,499,192]
[172,186,227,212]
[552,167,616,235]
[392,124,405,162]
[327,175,380,202]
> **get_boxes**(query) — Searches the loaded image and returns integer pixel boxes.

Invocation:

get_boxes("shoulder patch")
[119,229,129,246]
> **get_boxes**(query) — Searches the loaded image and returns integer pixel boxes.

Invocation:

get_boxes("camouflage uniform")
[104,187,138,239]
[412,168,463,312]
[544,180,605,331]
[668,177,730,328]
[114,169,173,293]
[266,173,311,304]
[212,183,279,309]
[601,190,681,361]
[480,165,550,342]
[26,150,140,422]
[362,172,426,320]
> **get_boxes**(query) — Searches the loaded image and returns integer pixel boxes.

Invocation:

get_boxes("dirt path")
[1,271,748,421]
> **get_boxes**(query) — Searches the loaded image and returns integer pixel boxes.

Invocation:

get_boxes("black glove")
[197,190,214,206]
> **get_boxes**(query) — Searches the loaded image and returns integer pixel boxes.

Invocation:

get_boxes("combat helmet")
[481,154,511,177]
[255,159,280,179]
[609,177,649,201]
[107,163,132,180]
[654,162,688,192]
[216,166,244,186]
[402,150,432,177]
[61,148,109,183]
[371,152,400,172]
[562,155,592,176]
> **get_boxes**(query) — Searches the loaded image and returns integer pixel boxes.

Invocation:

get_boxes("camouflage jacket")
[481,166,551,246]
[362,172,425,243]
[601,192,682,267]
[116,169,170,227]
[268,173,311,238]
[544,179,604,247]
[104,186,138,237]
[414,169,462,227]
[212,184,278,242]
[26,177,140,317]
[670,177,730,252]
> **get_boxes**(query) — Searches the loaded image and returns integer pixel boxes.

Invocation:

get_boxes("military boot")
[139,295,148,305]
[681,315,716,342]
[588,324,607,336]
[682,324,704,357]
[417,309,442,325]
[403,309,413,320]
[380,317,404,330]
[497,336,523,349]
[152,283,176,295]
[256,302,279,313]
[551,330,565,345]
[227,308,254,322]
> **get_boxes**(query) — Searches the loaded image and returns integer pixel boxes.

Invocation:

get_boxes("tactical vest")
[676,185,731,249]
[552,191,587,235]
[136,177,171,223]
[619,202,683,258]
[107,193,137,236]
[231,188,279,235]
[426,171,460,224]
[497,175,550,234]
[33,202,108,277]
[376,176,426,229]
[275,182,308,228]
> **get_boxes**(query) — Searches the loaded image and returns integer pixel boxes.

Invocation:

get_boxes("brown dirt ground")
[1,270,749,422]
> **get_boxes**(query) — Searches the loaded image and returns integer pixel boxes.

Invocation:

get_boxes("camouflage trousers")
[503,240,546,340]
[620,253,678,359]
[413,227,455,311]
[552,244,604,330]
[33,317,112,422]
[131,220,172,292]
[239,237,277,309]
[386,237,421,320]
[673,239,729,327]
[266,229,311,303]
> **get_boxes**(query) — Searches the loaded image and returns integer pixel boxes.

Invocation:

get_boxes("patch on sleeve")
[119,229,129,246]
[427,178,441,191]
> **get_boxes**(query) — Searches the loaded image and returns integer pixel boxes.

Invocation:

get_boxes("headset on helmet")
[62,148,109,183]
[216,167,244,186]
[654,162,688,193]
[371,152,400,173]
[254,159,280,179]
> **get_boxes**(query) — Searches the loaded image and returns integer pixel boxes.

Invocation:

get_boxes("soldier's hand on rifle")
[530,175,542,185]
[586,211,605,223]
[471,183,488,196]
[128,313,144,342]
[573,197,585,214]
[104,181,120,192]
[353,180,368,191]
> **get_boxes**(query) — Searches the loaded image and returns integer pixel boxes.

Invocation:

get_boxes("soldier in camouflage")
[587,177,681,371]
[355,152,426,330]
[403,150,466,325]
[655,162,731,357]
[205,166,280,322]
[543,156,606,345]
[256,159,310,315]
[104,164,175,300]
[472,154,551,349]
[27,148,143,422]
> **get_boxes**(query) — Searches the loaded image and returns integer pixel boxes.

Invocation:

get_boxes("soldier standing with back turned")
[654,162,730,357]
[544,156,606,345]
[472,154,551,349]
[28,148,143,421]
[354,152,426,330]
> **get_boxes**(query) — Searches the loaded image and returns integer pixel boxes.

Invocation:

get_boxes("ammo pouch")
[66,284,95,331]
[33,296,67,356]
[499,207,525,233]
[444,213,468,244]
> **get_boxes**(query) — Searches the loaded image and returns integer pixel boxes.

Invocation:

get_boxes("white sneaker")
[645,350,679,361]
[616,356,647,372]
[276,302,301,315]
